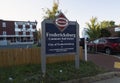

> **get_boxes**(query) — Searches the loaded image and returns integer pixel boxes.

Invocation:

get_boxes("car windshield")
[108,38,120,43]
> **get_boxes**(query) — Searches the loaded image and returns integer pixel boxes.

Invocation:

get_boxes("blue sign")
[41,12,80,74]
[45,23,77,54]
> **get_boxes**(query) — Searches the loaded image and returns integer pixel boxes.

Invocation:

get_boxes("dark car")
[87,37,120,54]
[79,38,85,49]
[79,38,89,49]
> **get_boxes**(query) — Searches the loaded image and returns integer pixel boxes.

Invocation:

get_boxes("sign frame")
[41,18,79,74]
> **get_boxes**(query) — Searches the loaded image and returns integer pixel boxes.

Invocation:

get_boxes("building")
[108,26,120,37]
[0,19,37,45]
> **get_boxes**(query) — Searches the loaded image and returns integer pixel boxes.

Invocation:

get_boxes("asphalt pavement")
[93,77,120,83]
[87,53,120,71]
[87,53,120,83]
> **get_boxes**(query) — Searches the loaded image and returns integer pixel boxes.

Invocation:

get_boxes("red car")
[87,37,120,54]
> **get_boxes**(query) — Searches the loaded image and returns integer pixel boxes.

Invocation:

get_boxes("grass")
[0,61,105,83]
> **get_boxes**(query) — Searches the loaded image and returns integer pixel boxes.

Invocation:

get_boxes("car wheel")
[105,48,111,55]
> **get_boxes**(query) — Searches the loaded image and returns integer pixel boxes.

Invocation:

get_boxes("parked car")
[87,37,120,54]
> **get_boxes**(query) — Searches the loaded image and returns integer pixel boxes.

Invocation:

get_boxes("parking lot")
[87,52,120,71]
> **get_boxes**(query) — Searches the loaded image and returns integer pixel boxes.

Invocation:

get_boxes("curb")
[60,72,120,83]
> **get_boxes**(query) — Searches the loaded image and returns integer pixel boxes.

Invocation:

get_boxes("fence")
[0,47,83,67]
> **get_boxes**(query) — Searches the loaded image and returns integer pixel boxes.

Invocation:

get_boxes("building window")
[19,32,23,35]
[26,32,30,35]
[18,25,23,28]
[3,31,6,35]
[25,25,30,29]
[2,22,6,27]
[32,25,36,29]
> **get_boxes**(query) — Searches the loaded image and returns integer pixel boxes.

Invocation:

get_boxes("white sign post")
[84,37,87,61]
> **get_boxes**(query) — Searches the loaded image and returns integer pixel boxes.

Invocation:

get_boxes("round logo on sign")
[55,17,68,27]
[55,12,69,32]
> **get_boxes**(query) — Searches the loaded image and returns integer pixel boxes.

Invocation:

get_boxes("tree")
[33,30,38,43]
[100,28,111,37]
[100,20,115,28]
[100,21,110,28]
[100,20,115,37]
[43,0,59,19]
[86,17,101,41]
[109,21,115,26]
[33,29,41,43]
[37,28,41,39]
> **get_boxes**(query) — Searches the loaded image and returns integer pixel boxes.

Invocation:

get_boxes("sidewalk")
[87,53,120,71]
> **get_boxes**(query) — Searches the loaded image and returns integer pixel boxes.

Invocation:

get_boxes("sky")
[0,0,120,37]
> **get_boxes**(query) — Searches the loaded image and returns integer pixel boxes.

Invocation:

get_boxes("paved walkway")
[87,53,120,71]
